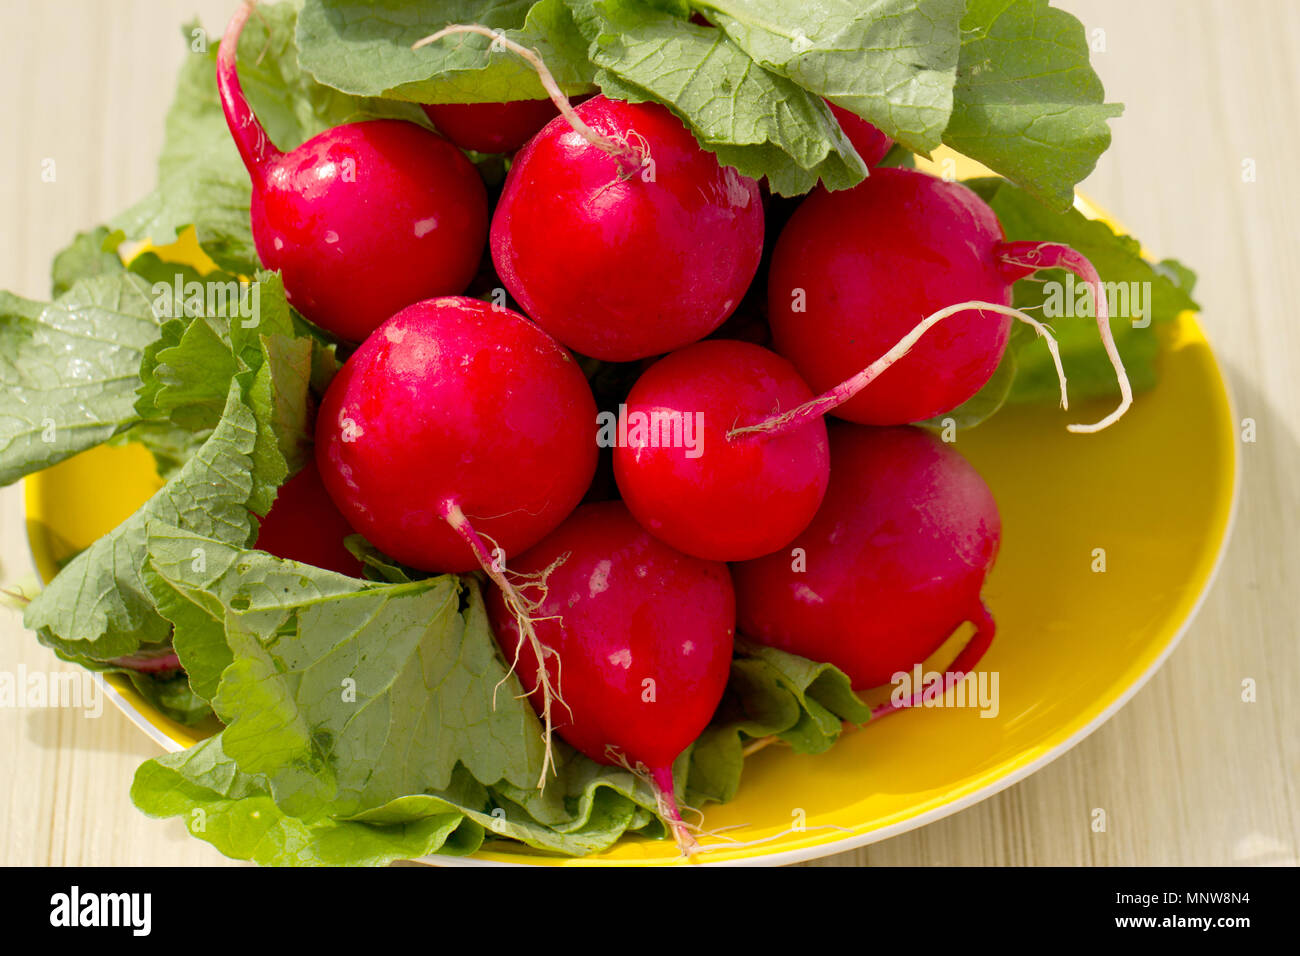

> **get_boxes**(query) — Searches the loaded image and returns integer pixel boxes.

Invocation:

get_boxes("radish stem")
[216,1,282,182]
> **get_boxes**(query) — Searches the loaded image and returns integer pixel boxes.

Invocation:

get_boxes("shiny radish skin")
[486,501,735,849]
[827,103,893,166]
[250,123,487,342]
[217,4,488,342]
[314,297,597,573]
[491,95,764,361]
[254,460,363,578]
[422,99,560,154]
[768,167,1016,424]
[613,340,830,561]
[732,425,1001,691]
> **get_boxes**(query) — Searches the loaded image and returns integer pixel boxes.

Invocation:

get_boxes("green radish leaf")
[343,535,420,583]
[138,317,240,432]
[944,0,1123,209]
[245,332,314,515]
[24,382,258,665]
[143,529,369,702]
[50,227,126,297]
[686,641,869,804]
[0,274,162,487]
[571,0,865,195]
[211,577,552,818]
[296,0,595,102]
[131,735,484,866]
[134,271,310,514]
[699,0,966,154]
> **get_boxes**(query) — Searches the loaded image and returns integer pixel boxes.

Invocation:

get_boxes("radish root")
[0,587,32,606]
[605,747,702,858]
[997,240,1133,433]
[440,499,567,788]
[413,24,645,175]
[691,823,856,854]
[727,300,1068,440]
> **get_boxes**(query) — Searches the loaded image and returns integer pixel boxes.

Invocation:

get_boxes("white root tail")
[998,240,1133,433]
[440,500,566,788]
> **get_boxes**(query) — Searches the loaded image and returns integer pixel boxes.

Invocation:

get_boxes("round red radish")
[613,339,829,561]
[486,500,735,851]
[217,4,488,342]
[491,95,764,361]
[422,99,560,154]
[254,460,363,577]
[827,103,893,166]
[768,166,1017,424]
[314,296,597,573]
[732,425,1001,691]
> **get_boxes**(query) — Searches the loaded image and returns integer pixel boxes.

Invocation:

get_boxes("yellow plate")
[24,200,1237,866]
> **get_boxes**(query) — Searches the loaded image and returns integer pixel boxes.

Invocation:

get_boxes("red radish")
[827,103,893,166]
[612,339,830,561]
[768,166,1131,431]
[492,94,763,360]
[314,296,596,574]
[415,25,763,360]
[486,501,736,855]
[254,460,363,577]
[732,425,1000,691]
[217,3,488,342]
[422,99,560,154]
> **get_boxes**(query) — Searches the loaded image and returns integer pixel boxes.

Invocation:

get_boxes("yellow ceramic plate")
[24,193,1236,867]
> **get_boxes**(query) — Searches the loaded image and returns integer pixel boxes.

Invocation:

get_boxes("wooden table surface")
[1,0,1296,867]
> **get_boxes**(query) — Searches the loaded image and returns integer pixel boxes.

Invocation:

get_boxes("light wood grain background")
[1,0,1296,867]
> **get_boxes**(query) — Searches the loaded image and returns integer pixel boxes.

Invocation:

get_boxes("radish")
[485,501,736,855]
[315,295,598,778]
[314,296,596,572]
[414,26,764,361]
[768,166,1132,431]
[493,96,763,360]
[218,3,488,342]
[254,460,363,578]
[732,424,1000,692]
[612,339,830,561]
[422,99,560,154]
[827,103,893,166]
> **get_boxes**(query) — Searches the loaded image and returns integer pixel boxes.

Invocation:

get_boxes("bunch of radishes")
[221,6,1128,854]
